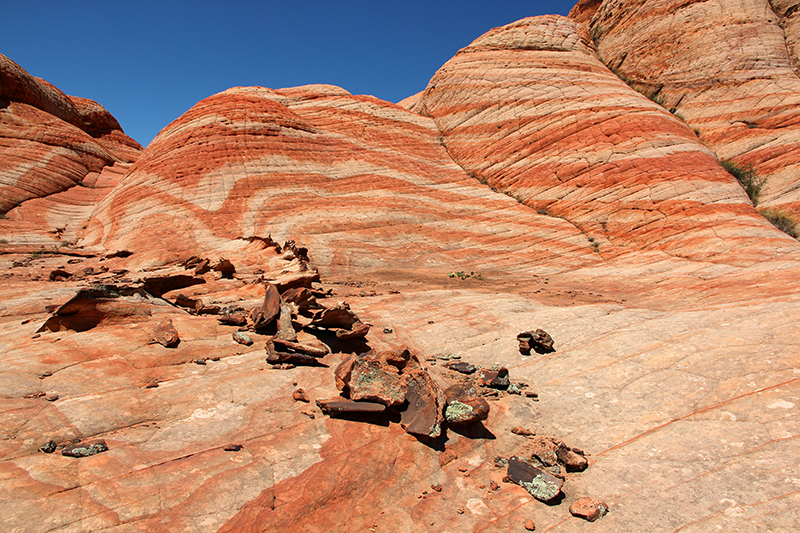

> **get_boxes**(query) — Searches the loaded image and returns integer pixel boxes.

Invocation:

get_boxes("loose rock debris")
[517,329,555,355]
[569,497,609,521]
[61,439,108,458]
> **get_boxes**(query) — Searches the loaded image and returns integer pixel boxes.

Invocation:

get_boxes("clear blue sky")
[3,1,576,146]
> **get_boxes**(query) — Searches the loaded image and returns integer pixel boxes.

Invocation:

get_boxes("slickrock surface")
[572,0,800,215]
[0,53,141,248]
[412,15,794,262]
[1,6,800,533]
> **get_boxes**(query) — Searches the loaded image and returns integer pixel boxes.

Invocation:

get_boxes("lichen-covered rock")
[569,497,609,522]
[443,382,490,424]
[61,439,108,458]
[507,457,564,502]
[349,358,406,407]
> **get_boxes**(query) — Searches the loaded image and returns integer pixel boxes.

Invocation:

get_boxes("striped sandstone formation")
[0,53,141,247]
[410,15,796,263]
[81,84,597,275]
[571,0,800,215]
[2,5,800,533]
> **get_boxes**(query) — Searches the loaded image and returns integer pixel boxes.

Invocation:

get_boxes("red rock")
[316,397,386,415]
[556,445,588,472]
[478,367,509,389]
[152,318,180,348]
[292,389,310,403]
[334,353,357,393]
[511,426,535,437]
[400,368,444,438]
[443,382,490,425]
[569,497,609,522]
[517,329,555,354]
[507,457,563,502]
[524,518,536,531]
[349,358,406,407]
[252,282,281,330]
[218,314,248,326]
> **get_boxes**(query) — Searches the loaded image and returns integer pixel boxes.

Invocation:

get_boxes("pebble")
[223,444,242,452]
[524,519,536,531]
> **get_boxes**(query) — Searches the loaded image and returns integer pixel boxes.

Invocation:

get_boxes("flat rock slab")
[316,397,386,415]
[569,497,609,522]
[507,457,564,502]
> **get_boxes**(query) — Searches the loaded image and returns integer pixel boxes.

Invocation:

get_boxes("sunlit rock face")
[571,0,800,216]
[82,83,597,274]
[1,5,800,533]
[411,14,794,263]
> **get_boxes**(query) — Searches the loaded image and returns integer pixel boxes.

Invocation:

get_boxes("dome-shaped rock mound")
[82,83,599,274]
[576,0,800,217]
[0,54,141,248]
[414,15,798,263]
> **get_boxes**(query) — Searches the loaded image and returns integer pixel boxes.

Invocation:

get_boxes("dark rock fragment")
[61,439,108,458]
[478,367,509,389]
[251,282,281,330]
[218,314,247,326]
[316,397,386,415]
[39,440,57,453]
[213,259,236,278]
[507,457,563,502]
[446,361,476,374]
[400,368,444,438]
[281,287,320,313]
[511,426,535,436]
[223,444,242,452]
[443,382,489,425]
[556,445,588,472]
[45,394,59,402]
[49,269,72,281]
[517,329,555,355]
[569,497,608,521]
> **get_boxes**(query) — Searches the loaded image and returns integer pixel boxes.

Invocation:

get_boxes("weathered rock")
[223,444,243,452]
[272,339,328,358]
[316,397,386,415]
[281,287,320,314]
[524,437,560,467]
[334,354,357,393]
[252,282,281,330]
[400,368,444,438]
[511,426,535,437]
[218,314,248,327]
[310,302,370,338]
[507,457,563,502]
[349,358,406,407]
[517,329,555,355]
[152,318,180,348]
[142,274,205,299]
[274,302,298,342]
[446,361,476,374]
[478,367,509,389]
[443,382,490,425]
[293,389,310,403]
[213,259,236,278]
[569,497,609,522]
[232,331,253,346]
[174,293,203,312]
[48,269,72,281]
[524,519,536,531]
[557,445,588,472]
[61,439,108,458]
[39,440,57,454]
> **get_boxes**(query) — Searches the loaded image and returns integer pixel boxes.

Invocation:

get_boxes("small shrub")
[760,208,798,238]
[720,160,766,205]
[0,238,7,244]
[673,112,686,122]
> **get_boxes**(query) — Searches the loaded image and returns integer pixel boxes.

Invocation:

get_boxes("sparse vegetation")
[0,238,7,244]
[760,208,798,238]
[447,271,483,280]
[720,160,766,205]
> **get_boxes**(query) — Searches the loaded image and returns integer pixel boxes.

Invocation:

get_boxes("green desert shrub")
[760,208,798,238]
[720,160,766,205]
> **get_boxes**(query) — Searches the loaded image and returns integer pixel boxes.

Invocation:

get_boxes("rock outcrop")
[2,5,800,533]
[0,53,141,248]
[571,0,800,216]
[410,15,794,262]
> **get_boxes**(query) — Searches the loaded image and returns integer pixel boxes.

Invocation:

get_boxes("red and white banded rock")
[413,15,795,262]
[573,0,800,216]
[81,83,598,275]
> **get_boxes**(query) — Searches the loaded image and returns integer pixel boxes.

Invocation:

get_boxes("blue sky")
[3,1,576,146]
